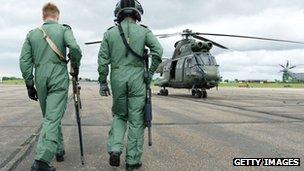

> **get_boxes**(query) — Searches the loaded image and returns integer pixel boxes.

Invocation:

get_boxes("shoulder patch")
[140,24,148,28]
[62,24,72,29]
[107,26,115,30]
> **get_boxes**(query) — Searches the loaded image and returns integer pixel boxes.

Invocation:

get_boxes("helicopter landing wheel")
[158,88,169,96]
[158,89,164,95]
[163,89,169,96]
[195,90,202,98]
[202,90,207,99]
[191,89,196,96]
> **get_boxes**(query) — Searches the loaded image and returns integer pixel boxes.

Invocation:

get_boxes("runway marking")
[0,126,41,170]
[0,99,28,100]
[0,94,74,170]
[0,125,38,127]
[3,120,302,129]
[0,105,36,108]
[0,120,294,127]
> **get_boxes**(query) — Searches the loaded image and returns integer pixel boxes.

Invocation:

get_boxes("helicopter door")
[176,58,186,82]
[185,57,193,77]
[170,60,178,80]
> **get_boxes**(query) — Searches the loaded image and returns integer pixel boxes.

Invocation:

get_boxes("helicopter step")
[158,87,169,96]
[191,88,207,98]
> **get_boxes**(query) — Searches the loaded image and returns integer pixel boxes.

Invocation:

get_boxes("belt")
[35,61,66,68]
[111,64,144,69]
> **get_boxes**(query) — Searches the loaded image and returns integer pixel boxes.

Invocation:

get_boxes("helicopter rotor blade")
[159,36,170,39]
[85,41,102,45]
[193,35,229,49]
[155,33,182,38]
[289,65,297,69]
[286,60,289,68]
[195,33,304,45]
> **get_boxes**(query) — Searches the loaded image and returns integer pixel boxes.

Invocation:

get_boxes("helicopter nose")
[206,71,218,80]
[203,68,220,81]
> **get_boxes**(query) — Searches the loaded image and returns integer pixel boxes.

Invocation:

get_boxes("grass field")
[1,80,24,85]
[219,82,304,89]
[1,79,304,88]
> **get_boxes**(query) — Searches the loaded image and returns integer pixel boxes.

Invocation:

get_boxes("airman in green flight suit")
[19,3,82,171]
[98,0,163,170]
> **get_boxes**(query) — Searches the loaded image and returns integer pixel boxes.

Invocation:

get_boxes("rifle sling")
[117,24,147,63]
[117,24,150,90]
[38,27,68,63]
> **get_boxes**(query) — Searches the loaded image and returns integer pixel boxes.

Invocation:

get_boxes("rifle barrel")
[73,77,85,165]
[148,127,152,146]
[76,111,84,165]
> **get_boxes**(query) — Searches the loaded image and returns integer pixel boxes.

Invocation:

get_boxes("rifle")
[143,49,153,146]
[70,66,85,165]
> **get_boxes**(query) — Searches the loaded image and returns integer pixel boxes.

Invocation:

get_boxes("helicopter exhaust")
[191,41,213,52]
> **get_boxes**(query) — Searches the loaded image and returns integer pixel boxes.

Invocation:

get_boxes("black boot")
[126,162,142,171]
[31,160,55,171]
[109,152,121,167]
[56,150,65,162]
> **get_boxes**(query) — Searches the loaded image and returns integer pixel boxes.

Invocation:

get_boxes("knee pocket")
[112,97,128,117]
[43,131,58,143]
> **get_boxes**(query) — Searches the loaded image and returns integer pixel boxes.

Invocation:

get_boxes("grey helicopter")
[85,29,304,98]
[154,29,304,98]
[279,60,304,82]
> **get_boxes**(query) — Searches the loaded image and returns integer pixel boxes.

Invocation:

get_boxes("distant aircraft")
[279,61,304,82]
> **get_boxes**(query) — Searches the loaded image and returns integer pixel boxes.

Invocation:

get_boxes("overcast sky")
[1,0,304,80]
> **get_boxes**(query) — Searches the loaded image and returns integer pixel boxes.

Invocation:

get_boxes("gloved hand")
[99,82,111,96]
[70,68,79,77]
[26,85,38,101]
[144,71,154,85]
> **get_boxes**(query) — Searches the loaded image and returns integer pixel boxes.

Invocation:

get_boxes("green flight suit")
[98,18,163,164]
[19,20,82,164]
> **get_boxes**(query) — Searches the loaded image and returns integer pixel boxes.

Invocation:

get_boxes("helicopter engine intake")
[191,42,213,52]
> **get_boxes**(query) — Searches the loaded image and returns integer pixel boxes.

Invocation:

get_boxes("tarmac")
[0,83,303,171]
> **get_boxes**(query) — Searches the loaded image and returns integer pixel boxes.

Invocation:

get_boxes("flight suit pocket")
[112,97,128,118]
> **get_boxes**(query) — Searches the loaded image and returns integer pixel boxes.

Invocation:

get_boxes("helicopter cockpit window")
[210,56,217,65]
[195,54,214,66]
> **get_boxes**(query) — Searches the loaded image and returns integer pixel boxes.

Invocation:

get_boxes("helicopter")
[85,29,304,98]
[154,29,304,98]
[279,60,304,82]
